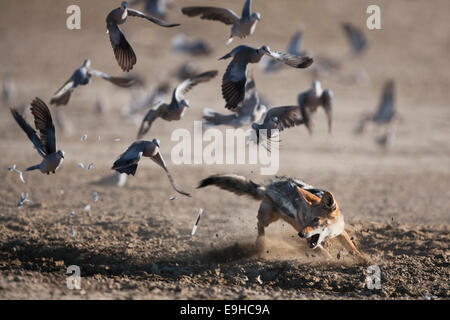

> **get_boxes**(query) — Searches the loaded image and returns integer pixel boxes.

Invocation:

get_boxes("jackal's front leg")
[316,244,333,260]
[338,231,369,264]
[256,201,279,248]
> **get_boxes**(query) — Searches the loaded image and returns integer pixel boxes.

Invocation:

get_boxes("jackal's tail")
[198,174,265,201]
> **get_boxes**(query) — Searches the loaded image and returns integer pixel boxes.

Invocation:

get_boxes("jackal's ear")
[321,191,336,211]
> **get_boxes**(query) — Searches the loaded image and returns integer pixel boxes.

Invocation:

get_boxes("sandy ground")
[0,0,449,299]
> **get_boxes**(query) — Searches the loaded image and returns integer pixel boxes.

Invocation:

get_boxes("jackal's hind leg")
[256,201,280,247]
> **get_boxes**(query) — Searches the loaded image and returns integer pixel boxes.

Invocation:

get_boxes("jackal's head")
[298,191,344,249]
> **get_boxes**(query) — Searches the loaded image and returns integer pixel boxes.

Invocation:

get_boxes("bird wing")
[298,93,313,134]
[342,23,367,55]
[107,22,137,72]
[127,8,180,27]
[173,70,218,103]
[181,7,240,25]
[222,56,248,110]
[321,90,333,133]
[10,109,47,157]
[30,98,57,154]
[151,151,191,197]
[241,0,251,18]
[374,81,395,123]
[262,106,304,132]
[50,77,76,106]
[287,31,302,55]
[112,141,144,174]
[137,104,166,139]
[89,69,136,87]
[264,49,313,68]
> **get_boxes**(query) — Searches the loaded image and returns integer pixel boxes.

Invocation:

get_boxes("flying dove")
[181,0,261,44]
[219,45,313,110]
[172,34,213,56]
[355,80,395,134]
[10,98,65,175]
[261,31,306,74]
[50,59,135,106]
[112,139,190,196]
[342,23,367,56]
[137,70,218,139]
[203,74,267,128]
[107,1,180,72]
[297,80,333,134]
[251,105,305,150]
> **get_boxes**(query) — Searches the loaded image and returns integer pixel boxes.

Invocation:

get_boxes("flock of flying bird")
[4,0,398,198]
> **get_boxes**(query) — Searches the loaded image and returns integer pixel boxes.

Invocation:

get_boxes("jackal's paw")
[358,255,372,266]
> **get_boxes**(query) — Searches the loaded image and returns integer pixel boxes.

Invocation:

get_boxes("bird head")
[260,45,270,54]
[312,80,322,94]
[121,1,129,9]
[57,150,65,159]
[152,139,160,147]
[252,13,261,21]
[256,104,268,115]
[180,99,190,108]
[83,59,91,68]
[251,123,260,143]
